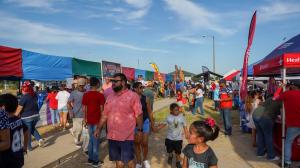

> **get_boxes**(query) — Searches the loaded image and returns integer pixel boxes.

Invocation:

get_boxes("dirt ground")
[58,99,299,168]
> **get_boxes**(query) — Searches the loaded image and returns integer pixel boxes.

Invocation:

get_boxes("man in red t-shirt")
[273,80,300,167]
[46,87,59,126]
[82,77,105,167]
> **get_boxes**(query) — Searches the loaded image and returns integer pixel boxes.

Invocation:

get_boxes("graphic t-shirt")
[165,114,186,141]
[183,144,218,168]
[0,116,28,168]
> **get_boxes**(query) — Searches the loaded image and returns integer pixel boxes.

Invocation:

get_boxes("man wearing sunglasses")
[95,73,143,168]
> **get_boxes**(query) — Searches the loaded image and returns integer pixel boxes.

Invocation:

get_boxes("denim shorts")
[58,106,68,113]
[135,118,150,134]
[108,140,134,163]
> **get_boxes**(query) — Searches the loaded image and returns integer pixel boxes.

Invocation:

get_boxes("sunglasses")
[111,79,122,83]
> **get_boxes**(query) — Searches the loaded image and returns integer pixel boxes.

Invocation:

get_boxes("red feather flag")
[240,11,257,101]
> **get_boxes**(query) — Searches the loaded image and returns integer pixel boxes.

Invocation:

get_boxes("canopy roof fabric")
[0,45,22,78]
[72,58,101,77]
[224,70,240,81]
[194,71,223,78]
[145,71,154,81]
[165,74,173,82]
[254,34,300,76]
[122,67,135,81]
[22,50,72,81]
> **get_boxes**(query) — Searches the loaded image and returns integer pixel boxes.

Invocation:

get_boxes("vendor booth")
[122,67,135,81]
[0,45,22,78]
[72,58,101,77]
[22,50,72,81]
[253,34,300,165]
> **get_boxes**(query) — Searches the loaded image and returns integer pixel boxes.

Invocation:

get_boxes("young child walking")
[0,94,29,168]
[182,118,219,168]
[156,103,189,168]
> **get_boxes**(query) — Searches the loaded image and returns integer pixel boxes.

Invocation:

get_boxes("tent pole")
[253,76,255,90]
[281,68,286,168]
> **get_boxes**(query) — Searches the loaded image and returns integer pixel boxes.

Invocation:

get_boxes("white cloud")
[123,0,151,20]
[161,34,203,44]
[5,0,52,8]
[124,0,150,9]
[259,1,300,22]
[164,0,235,36]
[4,0,62,12]
[0,13,169,53]
[127,8,148,20]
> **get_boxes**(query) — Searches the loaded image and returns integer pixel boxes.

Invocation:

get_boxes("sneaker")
[268,156,280,161]
[38,139,45,147]
[176,161,182,168]
[92,162,102,168]
[136,163,143,168]
[143,160,151,168]
[256,154,266,158]
[278,162,291,168]
[167,155,173,165]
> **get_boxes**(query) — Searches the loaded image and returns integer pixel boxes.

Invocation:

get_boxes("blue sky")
[0,0,300,75]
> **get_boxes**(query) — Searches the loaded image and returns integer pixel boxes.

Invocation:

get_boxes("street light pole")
[202,35,216,73]
[213,35,215,73]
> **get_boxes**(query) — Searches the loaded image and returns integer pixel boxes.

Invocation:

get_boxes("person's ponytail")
[208,125,219,141]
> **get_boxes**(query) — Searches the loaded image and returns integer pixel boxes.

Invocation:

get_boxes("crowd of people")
[0,73,300,168]
[242,79,300,168]
[0,73,222,168]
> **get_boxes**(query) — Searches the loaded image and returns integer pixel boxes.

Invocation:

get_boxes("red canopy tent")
[121,67,135,81]
[224,70,240,81]
[253,34,300,167]
[254,34,300,76]
[0,45,22,78]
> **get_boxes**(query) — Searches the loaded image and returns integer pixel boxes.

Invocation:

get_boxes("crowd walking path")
[24,98,288,168]
[23,98,175,168]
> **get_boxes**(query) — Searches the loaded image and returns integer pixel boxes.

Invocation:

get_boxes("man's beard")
[113,85,123,92]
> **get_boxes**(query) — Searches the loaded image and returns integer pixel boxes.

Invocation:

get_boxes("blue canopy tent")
[135,69,146,80]
[22,50,72,81]
[165,74,173,82]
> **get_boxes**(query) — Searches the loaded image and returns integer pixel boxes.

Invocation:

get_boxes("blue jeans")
[253,116,276,159]
[50,108,60,125]
[220,108,232,135]
[22,117,42,150]
[88,125,100,163]
[193,97,204,115]
[284,127,300,164]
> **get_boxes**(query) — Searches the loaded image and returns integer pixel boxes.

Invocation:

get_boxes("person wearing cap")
[15,81,44,151]
[273,80,300,168]
[219,79,233,136]
[68,78,86,147]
